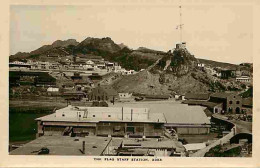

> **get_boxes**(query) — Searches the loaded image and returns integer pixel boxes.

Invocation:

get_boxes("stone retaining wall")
[190,115,236,157]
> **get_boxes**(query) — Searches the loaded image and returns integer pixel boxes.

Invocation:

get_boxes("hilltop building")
[175,42,186,49]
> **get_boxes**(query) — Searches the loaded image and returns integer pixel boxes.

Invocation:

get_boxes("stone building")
[209,92,242,114]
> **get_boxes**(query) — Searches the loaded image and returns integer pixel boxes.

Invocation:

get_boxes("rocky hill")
[74,37,121,54]
[10,39,79,61]
[10,37,250,95]
[151,47,198,76]
[109,46,247,95]
[10,37,169,70]
[198,58,239,70]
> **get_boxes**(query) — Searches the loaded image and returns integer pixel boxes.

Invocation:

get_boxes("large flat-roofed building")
[36,106,166,138]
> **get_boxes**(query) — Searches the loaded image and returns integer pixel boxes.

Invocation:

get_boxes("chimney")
[131,109,133,121]
[82,141,85,154]
[122,107,124,120]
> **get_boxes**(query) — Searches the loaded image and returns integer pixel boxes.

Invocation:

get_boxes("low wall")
[190,115,236,157]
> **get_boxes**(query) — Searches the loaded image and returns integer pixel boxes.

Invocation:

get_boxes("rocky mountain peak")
[51,39,79,48]
[75,37,121,53]
[152,47,198,76]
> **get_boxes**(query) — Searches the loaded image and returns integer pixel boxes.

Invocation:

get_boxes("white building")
[9,61,31,70]
[47,87,59,92]
[197,63,205,68]
[86,60,95,65]
[122,70,136,75]
[236,76,251,83]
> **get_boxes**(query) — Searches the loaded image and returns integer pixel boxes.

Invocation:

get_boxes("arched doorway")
[236,107,240,114]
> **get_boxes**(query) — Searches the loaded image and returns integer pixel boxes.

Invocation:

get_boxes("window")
[62,114,65,117]
[236,101,240,104]
[229,101,233,104]
[108,115,111,117]
[93,115,95,117]
[79,115,81,117]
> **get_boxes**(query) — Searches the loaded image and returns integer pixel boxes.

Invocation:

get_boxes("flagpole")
[179,0,182,43]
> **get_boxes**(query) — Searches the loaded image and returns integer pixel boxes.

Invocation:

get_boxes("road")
[213,114,252,134]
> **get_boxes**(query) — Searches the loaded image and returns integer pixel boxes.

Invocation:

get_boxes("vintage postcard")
[0,0,259,167]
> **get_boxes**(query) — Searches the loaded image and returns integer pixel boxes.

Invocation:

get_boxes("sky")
[10,1,253,64]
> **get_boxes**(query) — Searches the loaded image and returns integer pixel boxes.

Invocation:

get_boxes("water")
[9,107,51,142]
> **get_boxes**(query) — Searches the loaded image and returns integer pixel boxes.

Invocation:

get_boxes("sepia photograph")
[1,0,259,167]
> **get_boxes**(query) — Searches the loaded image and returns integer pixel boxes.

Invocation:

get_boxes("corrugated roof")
[162,105,210,125]
[112,102,210,125]
[210,92,236,99]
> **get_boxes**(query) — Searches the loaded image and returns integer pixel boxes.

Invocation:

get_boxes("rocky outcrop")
[74,37,121,53]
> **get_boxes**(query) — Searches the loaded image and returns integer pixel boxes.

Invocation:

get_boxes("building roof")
[163,105,211,125]
[62,81,75,87]
[185,93,210,100]
[183,143,206,151]
[144,95,170,99]
[111,102,210,125]
[210,92,237,99]
[242,97,253,107]
[36,106,166,123]
[10,135,111,156]
[122,139,184,150]
[182,100,221,109]
[63,91,86,96]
